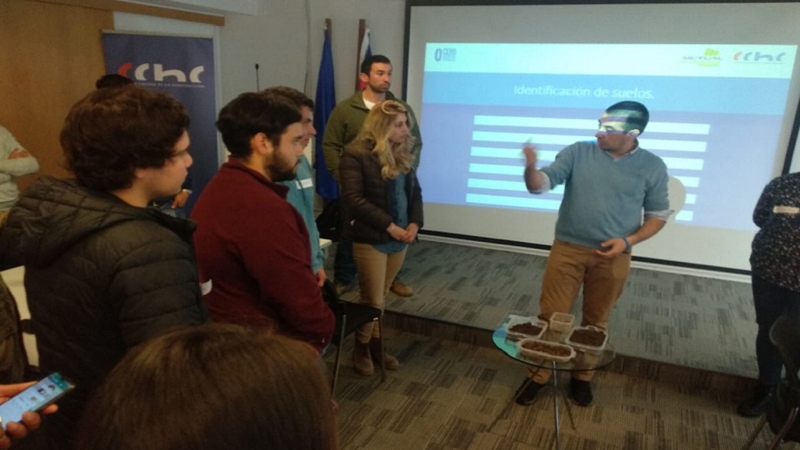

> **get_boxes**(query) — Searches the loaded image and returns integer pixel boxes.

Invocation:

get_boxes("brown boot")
[370,339,400,370]
[352,339,374,376]
[390,279,414,297]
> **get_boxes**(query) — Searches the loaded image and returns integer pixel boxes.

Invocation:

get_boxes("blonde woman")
[339,100,423,376]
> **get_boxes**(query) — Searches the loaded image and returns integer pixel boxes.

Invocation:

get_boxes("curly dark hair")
[94,74,134,89]
[216,91,301,159]
[61,85,190,191]
[264,86,314,110]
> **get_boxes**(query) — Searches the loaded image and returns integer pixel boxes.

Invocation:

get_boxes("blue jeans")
[753,274,800,386]
[334,238,357,286]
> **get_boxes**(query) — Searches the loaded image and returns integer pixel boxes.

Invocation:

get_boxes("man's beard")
[368,82,389,94]
[267,155,298,183]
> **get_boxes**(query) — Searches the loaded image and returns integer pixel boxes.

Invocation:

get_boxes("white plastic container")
[566,326,609,352]
[505,315,548,341]
[517,338,576,363]
[548,312,575,332]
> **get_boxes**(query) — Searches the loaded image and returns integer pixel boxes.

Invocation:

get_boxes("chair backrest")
[315,199,342,242]
[771,316,800,386]
[767,316,800,441]
[321,280,343,315]
[320,280,381,348]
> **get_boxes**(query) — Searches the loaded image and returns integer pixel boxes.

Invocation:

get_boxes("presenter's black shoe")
[737,384,773,418]
[515,378,546,406]
[570,379,593,407]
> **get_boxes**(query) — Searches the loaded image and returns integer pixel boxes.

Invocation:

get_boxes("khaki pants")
[531,240,630,383]
[352,243,407,343]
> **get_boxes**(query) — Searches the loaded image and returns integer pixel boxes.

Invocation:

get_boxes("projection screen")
[405,1,800,273]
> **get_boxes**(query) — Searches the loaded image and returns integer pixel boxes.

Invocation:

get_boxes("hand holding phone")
[0,373,72,431]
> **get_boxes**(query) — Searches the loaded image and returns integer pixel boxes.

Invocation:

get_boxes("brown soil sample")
[521,340,572,357]
[570,328,606,347]
[509,322,542,336]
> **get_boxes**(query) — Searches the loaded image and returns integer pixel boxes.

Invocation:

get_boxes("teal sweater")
[281,155,323,273]
[541,141,669,249]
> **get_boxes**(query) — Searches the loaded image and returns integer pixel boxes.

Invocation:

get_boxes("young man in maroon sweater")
[191,90,334,352]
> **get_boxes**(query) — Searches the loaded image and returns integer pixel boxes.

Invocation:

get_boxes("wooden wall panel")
[0,0,113,189]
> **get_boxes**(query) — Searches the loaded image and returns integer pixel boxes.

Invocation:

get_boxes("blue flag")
[314,26,338,200]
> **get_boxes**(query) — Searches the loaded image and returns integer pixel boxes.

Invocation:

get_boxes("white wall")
[219,0,407,107]
[114,0,407,166]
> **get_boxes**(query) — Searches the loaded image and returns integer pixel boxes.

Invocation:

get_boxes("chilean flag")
[355,28,372,91]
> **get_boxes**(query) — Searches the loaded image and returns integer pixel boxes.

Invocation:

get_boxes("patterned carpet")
[326,330,771,450]
[333,239,757,379]
[0,227,773,449]
[319,239,786,449]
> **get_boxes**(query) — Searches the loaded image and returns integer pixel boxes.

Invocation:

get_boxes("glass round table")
[493,315,616,450]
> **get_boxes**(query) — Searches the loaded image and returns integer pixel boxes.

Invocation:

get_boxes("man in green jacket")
[322,55,422,297]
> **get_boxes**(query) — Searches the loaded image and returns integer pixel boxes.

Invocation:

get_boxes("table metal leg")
[549,361,580,450]
[559,378,577,430]
[551,362,562,450]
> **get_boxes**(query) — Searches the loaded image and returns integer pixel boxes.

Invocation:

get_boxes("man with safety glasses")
[517,101,671,407]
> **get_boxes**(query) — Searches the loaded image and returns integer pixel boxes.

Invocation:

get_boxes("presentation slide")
[420,43,794,232]
[405,3,800,272]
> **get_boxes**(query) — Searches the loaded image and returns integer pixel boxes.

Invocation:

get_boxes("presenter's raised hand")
[523,143,548,191]
[523,143,538,168]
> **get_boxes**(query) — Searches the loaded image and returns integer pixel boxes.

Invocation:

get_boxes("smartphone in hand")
[0,373,74,429]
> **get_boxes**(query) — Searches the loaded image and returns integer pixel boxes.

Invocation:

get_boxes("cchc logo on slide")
[434,48,457,62]
[117,62,205,85]
[733,51,786,63]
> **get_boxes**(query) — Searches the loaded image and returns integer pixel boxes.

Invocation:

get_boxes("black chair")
[742,316,800,450]
[321,280,386,396]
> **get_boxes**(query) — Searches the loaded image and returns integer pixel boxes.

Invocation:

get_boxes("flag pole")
[325,18,332,39]
[355,19,366,91]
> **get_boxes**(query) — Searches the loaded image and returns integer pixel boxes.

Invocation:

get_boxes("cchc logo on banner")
[117,62,205,85]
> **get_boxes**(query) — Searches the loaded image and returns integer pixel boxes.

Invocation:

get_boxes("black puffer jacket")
[0,177,208,447]
[339,142,423,244]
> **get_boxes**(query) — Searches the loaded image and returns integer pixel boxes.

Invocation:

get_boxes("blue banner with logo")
[102,32,217,215]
